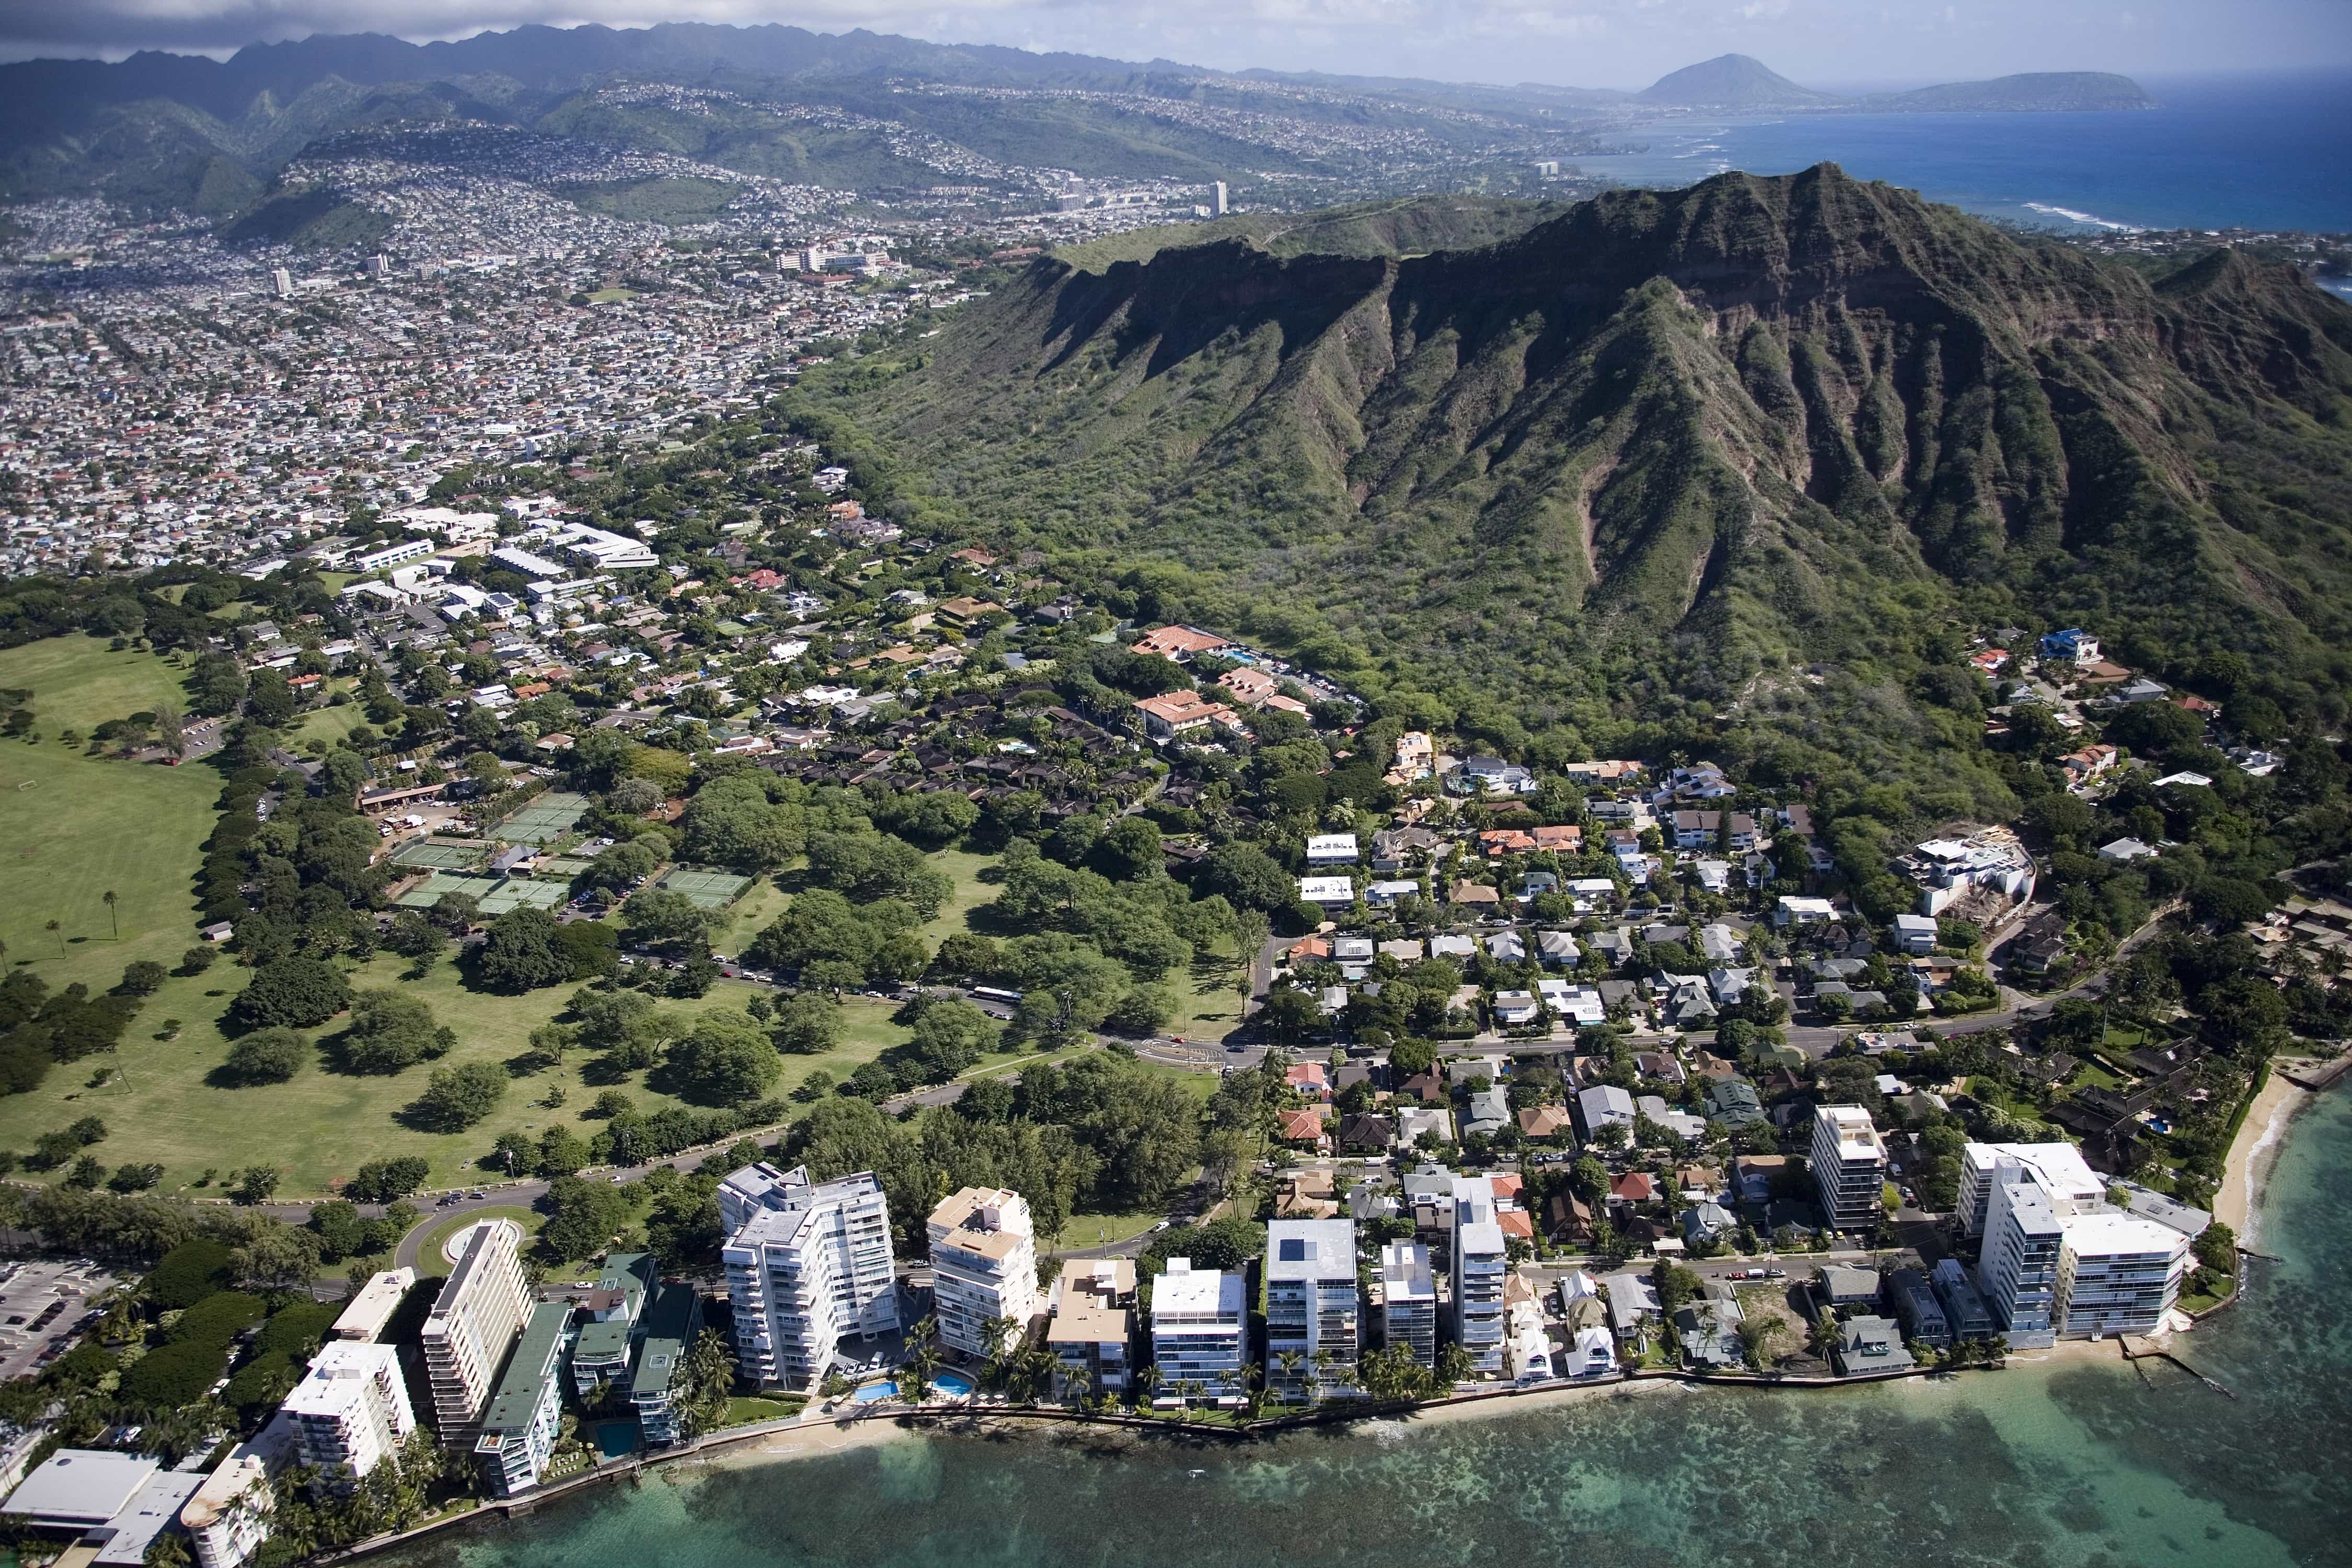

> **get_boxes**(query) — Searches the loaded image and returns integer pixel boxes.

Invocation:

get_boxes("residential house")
[1831,1315,1915,1376]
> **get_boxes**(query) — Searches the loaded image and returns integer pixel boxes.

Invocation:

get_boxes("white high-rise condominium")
[1380,1240,1436,1367]
[1964,1142,2193,1346]
[926,1186,1040,1359]
[1210,180,1229,216]
[721,1162,898,1390]
[1374,1241,1430,1363]
[282,1343,414,1492]
[1450,1177,1507,1375]
[1811,1105,1889,1231]
[1149,1259,1246,1406]
[419,1220,531,1446]
[1266,1218,1360,1400]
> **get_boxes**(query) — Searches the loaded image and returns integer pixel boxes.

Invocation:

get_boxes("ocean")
[381,1083,2352,1568]
[1571,70,2352,238]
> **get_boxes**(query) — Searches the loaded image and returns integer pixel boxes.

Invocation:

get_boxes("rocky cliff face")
[810,165,2352,750]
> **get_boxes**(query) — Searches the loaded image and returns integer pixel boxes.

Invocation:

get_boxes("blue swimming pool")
[932,1370,975,1397]
[852,1379,898,1402]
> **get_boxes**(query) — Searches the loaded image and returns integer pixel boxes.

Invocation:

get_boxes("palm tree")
[1059,1360,1091,1413]
[1274,1350,1304,1404]
[45,918,62,957]
[1134,1364,1163,1410]
[103,890,118,938]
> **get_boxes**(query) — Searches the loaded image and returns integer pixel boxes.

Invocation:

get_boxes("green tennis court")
[496,791,590,845]
[393,841,489,870]
[476,879,567,914]
[654,866,754,909]
[395,871,504,908]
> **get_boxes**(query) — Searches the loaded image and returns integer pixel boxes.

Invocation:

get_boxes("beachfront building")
[1149,1260,1247,1406]
[720,1163,899,1390]
[630,1282,707,1447]
[282,1343,416,1493]
[180,1421,289,1568]
[1811,1105,1889,1232]
[926,1186,1041,1360]
[1266,1218,1360,1401]
[330,1269,414,1343]
[1964,1142,2194,1345]
[474,1302,572,1496]
[1380,1241,1437,1368]
[420,1221,532,1447]
[569,1252,656,1401]
[1046,1259,1135,1401]
[1451,1177,1508,1376]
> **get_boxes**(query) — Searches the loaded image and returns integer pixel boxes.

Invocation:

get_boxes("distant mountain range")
[789,165,2352,787]
[0,26,2155,217]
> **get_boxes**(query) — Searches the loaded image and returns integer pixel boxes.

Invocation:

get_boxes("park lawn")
[1169,949,1249,1045]
[710,879,790,957]
[0,946,913,1197]
[721,1395,805,1425]
[1055,1208,1165,1249]
[916,847,999,943]
[0,650,221,997]
[1127,1059,1220,1103]
[291,691,371,748]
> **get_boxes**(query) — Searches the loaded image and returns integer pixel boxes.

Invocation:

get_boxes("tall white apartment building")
[1450,1177,1507,1376]
[281,1343,415,1492]
[1380,1240,1437,1368]
[926,1186,1040,1359]
[721,1162,899,1390]
[1266,1218,1359,1401]
[1964,1142,2192,1346]
[420,1220,531,1446]
[1149,1259,1246,1406]
[1811,1105,1889,1231]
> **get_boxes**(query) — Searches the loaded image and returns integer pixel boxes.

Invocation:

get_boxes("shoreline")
[2217,1064,2315,1241]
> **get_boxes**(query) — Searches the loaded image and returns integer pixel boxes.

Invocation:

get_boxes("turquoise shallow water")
[389,1088,2352,1568]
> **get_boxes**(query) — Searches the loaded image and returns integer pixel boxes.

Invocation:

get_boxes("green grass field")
[0,932,915,1197]
[0,639,220,995]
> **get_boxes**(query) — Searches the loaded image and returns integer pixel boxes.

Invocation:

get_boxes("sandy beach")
[2218,1066,2314,1240]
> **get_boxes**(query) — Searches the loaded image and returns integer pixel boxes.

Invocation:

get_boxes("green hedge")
[144,1239,234,1310]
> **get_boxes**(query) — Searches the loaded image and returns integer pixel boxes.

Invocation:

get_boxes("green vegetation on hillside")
[788,164,2352,818]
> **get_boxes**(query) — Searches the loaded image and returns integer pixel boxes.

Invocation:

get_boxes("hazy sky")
[3,0,2348,83]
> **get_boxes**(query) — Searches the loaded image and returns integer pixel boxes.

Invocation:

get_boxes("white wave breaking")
[2023,201,2145,233]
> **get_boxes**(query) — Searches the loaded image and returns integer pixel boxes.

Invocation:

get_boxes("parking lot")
[0,1260,117,1379]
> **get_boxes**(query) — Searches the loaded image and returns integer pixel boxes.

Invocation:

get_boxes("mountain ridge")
[789,165,2352,793]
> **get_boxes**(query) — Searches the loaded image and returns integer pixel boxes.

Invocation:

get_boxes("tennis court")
[395,872,503,908]
[496,791,590,845]
[655,865,754,909]
[476,879,567,914]
[391,871,566,913]
[393,841,489,870]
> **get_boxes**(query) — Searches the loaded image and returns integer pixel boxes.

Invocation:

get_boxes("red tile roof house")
[1130,625,1231,661]
[1278,1106,1329,1148]
[1286,1062,1331,1101]
[1610,1171,1656,1205]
